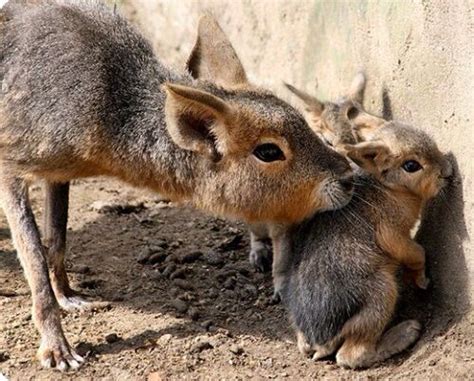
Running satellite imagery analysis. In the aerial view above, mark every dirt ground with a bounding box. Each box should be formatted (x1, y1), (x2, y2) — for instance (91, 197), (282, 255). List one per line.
(0, 178), (472, 380)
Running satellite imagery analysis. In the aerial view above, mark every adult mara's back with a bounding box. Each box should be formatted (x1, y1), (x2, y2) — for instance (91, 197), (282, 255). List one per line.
(0, 1), (353, 370)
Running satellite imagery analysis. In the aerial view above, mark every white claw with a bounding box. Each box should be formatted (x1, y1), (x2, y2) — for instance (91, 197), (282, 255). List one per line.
(72, 352), (85, 363)
(69, 359), (81, 369)
(41, 358), (53, 369)
(58, 360), (68, 371)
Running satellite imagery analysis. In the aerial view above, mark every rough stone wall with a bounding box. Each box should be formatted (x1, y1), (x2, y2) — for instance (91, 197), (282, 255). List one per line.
(123, 0), (473, 317)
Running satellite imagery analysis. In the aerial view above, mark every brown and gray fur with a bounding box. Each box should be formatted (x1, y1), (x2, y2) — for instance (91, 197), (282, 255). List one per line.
(278, 122), (452, 368)
(0, 1), (353, 370)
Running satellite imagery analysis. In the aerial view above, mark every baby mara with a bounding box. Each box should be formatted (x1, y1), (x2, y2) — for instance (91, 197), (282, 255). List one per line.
(0, 2), (352, 371)
(278, 113), (452, 368)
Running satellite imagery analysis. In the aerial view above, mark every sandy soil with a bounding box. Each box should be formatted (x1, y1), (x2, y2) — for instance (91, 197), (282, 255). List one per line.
(0, 178), (473, 380)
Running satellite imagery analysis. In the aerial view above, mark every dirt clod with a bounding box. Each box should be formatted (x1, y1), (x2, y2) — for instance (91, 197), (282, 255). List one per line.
(170, 298), (188, 314)
(172, 279), (194, 291)
(162, 263), (177, 278)
(218, 234), (244, 252)
(179, 251), (203, 263)
(0, 352), (10, 363)
(229, 345), (244, 355)
(170, 268), (187, 280)
(190, 340), (213, 354)
(188, 307), (200, 321)
(105, 333), (120, 344)
(148, 252), (167, 265)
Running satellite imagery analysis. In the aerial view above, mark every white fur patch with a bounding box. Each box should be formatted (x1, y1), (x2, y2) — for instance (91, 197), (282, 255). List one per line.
(410, 217), (421, 238)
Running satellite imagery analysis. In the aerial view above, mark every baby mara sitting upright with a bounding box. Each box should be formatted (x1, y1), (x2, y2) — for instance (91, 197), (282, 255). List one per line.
(278, 120), (452, 368)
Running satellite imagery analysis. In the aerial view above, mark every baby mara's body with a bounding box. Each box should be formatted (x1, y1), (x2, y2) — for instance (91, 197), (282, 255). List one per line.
(279, 122), (452, 368)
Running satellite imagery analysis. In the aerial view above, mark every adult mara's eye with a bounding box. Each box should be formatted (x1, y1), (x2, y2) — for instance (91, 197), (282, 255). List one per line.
(253, 143), (285, 162)
(402, 160), (422, 173)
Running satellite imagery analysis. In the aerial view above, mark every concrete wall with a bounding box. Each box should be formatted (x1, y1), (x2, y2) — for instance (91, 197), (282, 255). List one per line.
(123, 0), (473, 317)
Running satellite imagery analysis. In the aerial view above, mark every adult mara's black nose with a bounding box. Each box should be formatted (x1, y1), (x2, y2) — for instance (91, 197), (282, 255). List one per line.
(339, 172), (354, 193)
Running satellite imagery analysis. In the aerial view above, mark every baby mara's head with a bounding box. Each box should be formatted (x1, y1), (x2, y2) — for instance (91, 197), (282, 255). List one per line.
(285, 72), (373, 150)
(286, 74), (451, 202)
(346, 122), (452, 202)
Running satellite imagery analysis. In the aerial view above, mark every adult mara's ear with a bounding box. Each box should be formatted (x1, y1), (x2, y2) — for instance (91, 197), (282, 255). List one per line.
(345, 141), (391, 174)
(284, 82), (324, 117)
(186, 14), (247, 87)
(163, 83), (235, 159)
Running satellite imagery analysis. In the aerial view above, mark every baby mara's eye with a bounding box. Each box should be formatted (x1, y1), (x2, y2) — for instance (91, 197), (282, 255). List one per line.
(402, 160), (423, 173)
(253, 143), (285, 162)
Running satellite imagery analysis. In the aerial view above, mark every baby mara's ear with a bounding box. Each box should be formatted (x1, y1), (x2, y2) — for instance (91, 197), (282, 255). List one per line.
(345, 141), (391, 174)
(346, 72), (366, 104)
(346, 107), (385, 141)
(284, 82), (324, 117)
(163, 83), (236, 160)
(187, 14), (247, 87)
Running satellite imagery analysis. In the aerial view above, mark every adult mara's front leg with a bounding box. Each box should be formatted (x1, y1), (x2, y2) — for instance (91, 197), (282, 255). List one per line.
(0, 175), (83, 370)
(248, 223), (272, 273)
(43, 181), (91, 311)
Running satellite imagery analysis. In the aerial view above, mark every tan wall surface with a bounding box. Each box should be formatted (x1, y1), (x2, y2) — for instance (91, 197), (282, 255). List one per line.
(124, 0), (473, 317)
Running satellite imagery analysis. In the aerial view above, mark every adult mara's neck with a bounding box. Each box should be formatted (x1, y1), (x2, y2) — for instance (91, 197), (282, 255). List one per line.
(101, 63), (205, 201)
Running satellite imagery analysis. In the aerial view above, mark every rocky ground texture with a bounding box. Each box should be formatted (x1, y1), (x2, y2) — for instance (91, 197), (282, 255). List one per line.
(0, 179), (472, 380)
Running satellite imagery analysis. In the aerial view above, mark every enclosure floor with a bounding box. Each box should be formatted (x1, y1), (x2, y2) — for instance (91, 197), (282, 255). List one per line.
(0, 179), (472, 380)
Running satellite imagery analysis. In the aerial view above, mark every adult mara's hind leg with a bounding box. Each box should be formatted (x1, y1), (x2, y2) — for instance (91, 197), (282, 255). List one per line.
(0, 175), (83, 370)
(43, 181), (90, 310)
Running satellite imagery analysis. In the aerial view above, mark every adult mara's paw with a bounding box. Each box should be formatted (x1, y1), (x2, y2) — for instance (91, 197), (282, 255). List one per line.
(38, 336), (84, 371)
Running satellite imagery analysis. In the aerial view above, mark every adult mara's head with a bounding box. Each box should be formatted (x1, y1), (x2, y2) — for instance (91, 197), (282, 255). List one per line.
(163, 15), (353, 224)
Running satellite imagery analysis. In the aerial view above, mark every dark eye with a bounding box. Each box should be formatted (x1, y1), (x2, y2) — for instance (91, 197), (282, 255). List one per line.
(402, 160), (422, 173)
(253, 143), (285, 162)
(347, 106), (359, 120)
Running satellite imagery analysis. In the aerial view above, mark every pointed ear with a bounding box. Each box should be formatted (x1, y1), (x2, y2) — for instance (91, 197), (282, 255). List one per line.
(345, 141), (391, 173)
(163, 83), (235, 159)
(346, 107), (385, 140)
(186, 14), (247, 87)
(346, 72), (366, 104)
(284, 82), (324, 117)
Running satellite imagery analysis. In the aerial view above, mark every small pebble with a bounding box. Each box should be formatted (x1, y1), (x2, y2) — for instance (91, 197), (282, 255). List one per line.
(0, 351), (10, 362)
(137, 249), (152, 264)
(162, 263), (177, 278)
(201, 320), (213, 330)
(78, 279), (101, 289)
(73, 265), (91, 274)
(218, 234), (243, 252)
(203, 252), (225, 267)
(173, 279), (194, 291)
(223, 278), (236, 290)
(229, 345), (244, 355)
(158, 334), (172, 344)
(171, 298), (188, 313)
(170, 269), (187, 280)
(105, 333), (120, 344)
(148, 252), (167, 264)
(179, 251), (203, 263)
(190, 340), (213, 354)
(188, 307), (200, 321)
(147, 371), (164, 381)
